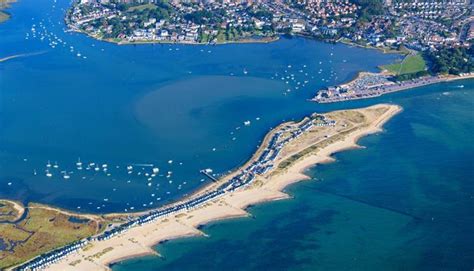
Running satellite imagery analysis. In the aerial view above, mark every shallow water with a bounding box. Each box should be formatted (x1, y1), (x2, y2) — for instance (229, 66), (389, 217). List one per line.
(113, 82), (474, 271)
(0, 0), (400, 213)
(1, 0), (473, 270)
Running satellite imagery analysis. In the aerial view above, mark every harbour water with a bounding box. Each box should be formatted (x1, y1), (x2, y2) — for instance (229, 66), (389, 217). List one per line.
(0, 0), (400, 213)
(113, 82), (474, 271)
(1, 0), (473, 269)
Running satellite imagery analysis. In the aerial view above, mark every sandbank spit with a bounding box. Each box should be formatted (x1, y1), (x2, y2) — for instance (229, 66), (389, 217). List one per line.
(34, 104), (401, 271)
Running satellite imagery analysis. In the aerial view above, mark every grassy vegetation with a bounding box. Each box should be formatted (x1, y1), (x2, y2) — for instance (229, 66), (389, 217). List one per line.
(276, 109), (375, 173)
(216, 30), (226, 43)
(382, 53), (427, 75)
(0, 200), (21, 222)
(127, 3), (157, 12)
(0, 207), (103, 269)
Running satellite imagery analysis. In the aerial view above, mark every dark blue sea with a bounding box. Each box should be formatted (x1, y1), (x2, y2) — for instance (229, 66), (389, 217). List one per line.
(1, 0), (473, 270)
(113, 83), (474, 271)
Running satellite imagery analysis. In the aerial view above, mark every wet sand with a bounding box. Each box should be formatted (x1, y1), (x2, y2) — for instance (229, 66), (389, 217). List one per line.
(40, 104), (401, 271)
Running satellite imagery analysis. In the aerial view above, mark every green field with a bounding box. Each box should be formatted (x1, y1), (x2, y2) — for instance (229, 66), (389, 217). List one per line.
(382, 53), (427, 75)
(0, 205), (104, 269)
(127, 3), (157, 12)
(0, 200), (21, 222)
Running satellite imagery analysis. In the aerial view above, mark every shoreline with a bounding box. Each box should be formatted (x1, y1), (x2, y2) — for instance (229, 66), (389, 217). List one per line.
(26, 104), (402, 271)
(66, 23), (401, 55)
(0, 199), (25, 222)
(0, 0), (16, 24)
(66, 27), (280, 46)
(313, 73), (474, 103)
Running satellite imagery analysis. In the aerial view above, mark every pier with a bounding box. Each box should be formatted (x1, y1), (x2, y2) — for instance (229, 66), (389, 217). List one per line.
(200, 170), (219, 182)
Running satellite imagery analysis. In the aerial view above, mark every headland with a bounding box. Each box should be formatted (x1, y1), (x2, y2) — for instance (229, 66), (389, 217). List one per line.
(8, 104), (401, 270)
(313, 72), (474, 103)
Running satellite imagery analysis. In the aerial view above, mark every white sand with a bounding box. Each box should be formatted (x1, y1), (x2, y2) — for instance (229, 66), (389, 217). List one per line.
(43, 104), (402, 271)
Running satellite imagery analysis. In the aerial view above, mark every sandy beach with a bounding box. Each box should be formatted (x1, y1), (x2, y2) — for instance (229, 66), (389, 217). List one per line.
(33, 104), (401, 271)
(0, 200), (25, 222)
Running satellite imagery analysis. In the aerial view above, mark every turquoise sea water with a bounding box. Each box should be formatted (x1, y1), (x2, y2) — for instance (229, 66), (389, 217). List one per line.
(113, 83), (474, 271)
(1, 0), (473, 270)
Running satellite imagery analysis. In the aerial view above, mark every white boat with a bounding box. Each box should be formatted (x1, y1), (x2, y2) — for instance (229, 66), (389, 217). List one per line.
(244, 120), (251, 126)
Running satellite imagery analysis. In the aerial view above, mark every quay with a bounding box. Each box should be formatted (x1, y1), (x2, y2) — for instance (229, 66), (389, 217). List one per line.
(313, 73), (474, 103)
(200, 170), (219, 183)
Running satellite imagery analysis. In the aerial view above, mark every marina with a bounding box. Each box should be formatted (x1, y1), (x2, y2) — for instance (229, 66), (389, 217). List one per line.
(313, 72), (474, 103)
